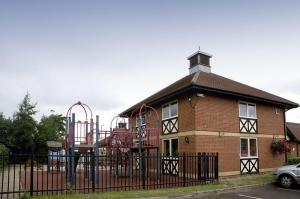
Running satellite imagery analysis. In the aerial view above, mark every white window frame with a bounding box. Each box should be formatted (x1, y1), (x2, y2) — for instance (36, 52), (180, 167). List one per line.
(162, 100), (178, 120)
(239, 101), (257, 119)
(162, 138), (178, 157)
(240, 137), (258, 159)
(275, 108), (280, 115)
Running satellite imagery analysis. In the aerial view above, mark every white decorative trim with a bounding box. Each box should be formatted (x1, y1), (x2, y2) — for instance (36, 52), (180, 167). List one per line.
(189, 64), (211, 74)
(163, 130), (285, 139)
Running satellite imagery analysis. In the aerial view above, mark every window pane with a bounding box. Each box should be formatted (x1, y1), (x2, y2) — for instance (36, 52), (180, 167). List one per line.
(250, 139), (257, 157)
(240, 139), (248, 157)
(136, 116), (139, 126)
(163, 140), (170, 156)
(170, 103), (178, 117)
(162, 105), (169, 119)
(239, 103), (247, 117)
(141, 113), (146, 125)
(248, 104), (256, 118)
(171, 139), (178, 156)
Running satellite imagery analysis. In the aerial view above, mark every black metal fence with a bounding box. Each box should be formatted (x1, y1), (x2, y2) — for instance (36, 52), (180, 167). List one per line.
(0, 152), (218, 198)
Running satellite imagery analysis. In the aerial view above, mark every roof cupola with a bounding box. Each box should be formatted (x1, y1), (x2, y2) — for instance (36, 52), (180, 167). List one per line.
(187, 48), (212, 74)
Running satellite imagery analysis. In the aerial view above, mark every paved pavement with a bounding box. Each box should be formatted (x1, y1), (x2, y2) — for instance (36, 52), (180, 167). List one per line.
(0, 166), (21, 199)
(168, 184), (300, 199)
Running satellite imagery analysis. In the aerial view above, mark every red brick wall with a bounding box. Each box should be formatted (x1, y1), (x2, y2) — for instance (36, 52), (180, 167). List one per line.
(128, 93), (286, 173)
(195, 95), (239, 132)
(129, 96), (195, 135)
(194, 94), (285, 135)
(259, 137), (285, 169)
(193, 135), (240, 172)
(257, 104), (284, 135)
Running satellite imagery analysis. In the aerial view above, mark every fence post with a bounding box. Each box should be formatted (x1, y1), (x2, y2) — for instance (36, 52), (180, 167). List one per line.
(197, 152), (201, 181)
(156, 151), (160, 182)
(91, 151), (95, 192)
(1, 155), (5, 199)
(183, 152), (186, 187)
(142, 152), (146, 189)
(30, 153), (34, 197)
(215, 152), (219, 180)
(95, 115), (100, 185)
(204, 152), (209, 180)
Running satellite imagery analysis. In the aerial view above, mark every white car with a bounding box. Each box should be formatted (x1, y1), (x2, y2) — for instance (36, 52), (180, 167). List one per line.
(274, 163), (300, 188)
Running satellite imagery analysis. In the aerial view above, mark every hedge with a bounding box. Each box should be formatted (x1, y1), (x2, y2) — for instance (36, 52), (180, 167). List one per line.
(287, 157), (300, 165)
(0, 144), (8, 155)
(0, 144), (9, 167)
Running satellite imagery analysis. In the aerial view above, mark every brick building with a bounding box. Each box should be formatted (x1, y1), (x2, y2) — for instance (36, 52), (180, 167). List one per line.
(121, 50), (298, 176)
(287, 122), (300, 157)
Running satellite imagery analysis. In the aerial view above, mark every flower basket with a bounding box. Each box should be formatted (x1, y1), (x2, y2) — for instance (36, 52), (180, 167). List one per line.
(271, 139), (290, 154)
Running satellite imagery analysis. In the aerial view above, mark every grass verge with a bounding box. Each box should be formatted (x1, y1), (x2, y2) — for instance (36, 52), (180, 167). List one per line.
(34, 173), (275, 199)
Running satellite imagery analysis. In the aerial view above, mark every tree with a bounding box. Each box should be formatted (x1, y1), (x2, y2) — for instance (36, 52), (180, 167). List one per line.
(0, 113), (13, 148)
(35, 114), (65, 154)
(12, 93), (38, 154)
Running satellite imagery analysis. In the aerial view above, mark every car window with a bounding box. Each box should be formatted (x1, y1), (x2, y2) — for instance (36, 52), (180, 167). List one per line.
(297, 164), (300, 168)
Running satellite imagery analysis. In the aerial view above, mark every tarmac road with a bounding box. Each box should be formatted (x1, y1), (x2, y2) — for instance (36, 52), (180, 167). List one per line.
(169, 184), (300, 199)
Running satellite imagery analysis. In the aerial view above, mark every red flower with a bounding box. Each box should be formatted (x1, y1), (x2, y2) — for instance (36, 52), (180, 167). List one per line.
(271, 139), (290, 154)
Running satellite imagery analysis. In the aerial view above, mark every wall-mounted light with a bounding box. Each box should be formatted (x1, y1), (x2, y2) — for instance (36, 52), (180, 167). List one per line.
(197, 93), (205, 98)
(185, 136), (189, 144)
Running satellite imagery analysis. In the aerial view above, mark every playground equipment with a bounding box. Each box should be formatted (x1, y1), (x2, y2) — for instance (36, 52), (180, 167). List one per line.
(64, 101), (100, 184)
(64, 101), (161, 186)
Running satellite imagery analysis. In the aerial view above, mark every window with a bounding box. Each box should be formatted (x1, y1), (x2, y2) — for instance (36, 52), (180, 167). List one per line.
(239, 103), (247, 117)
(249, 139), (257, 156)
(162, 105), (169, 119)
(136, 113), (146, 126)
(239, 102), (256, 118)
(162, 101), (178, 120)
(240, 138), (248, 157)
(163, 140), (170, 156)
(163, 138), (178, 156)
(171, 139), (178, 156)
(240, 138), (258, 158)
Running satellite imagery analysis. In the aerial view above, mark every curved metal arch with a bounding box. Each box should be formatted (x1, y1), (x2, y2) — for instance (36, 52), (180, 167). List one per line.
(66, 101), (93, 121)
(110, 114), (129, 130)
(129, 104), (160, 129)
(139, 103), (160, 125)
(129, 108), (139, 130)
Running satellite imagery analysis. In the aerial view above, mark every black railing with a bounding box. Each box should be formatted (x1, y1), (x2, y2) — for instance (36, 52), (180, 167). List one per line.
(0, 152), (218, 198)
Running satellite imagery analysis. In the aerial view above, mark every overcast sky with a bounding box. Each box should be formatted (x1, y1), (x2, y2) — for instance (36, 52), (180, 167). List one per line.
(0, 0), (300, 129)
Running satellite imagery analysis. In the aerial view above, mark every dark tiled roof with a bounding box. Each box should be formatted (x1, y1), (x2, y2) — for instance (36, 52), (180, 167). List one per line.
(287, 122), (300, 142)
(194, 72), (298, 107)
(121, 71), (298, 115)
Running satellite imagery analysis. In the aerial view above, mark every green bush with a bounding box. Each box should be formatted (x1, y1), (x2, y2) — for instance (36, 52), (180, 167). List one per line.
(19, 191), (30, 199)
(287, 157), (300, 165)
(0, 144), (9, 167)
(0, 144), (8, 155)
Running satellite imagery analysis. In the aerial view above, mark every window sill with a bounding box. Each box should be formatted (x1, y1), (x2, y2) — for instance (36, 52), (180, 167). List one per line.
(162, 116), (178, 121)
(239, 117), (257, 120)
(240, 157), (259, 159)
